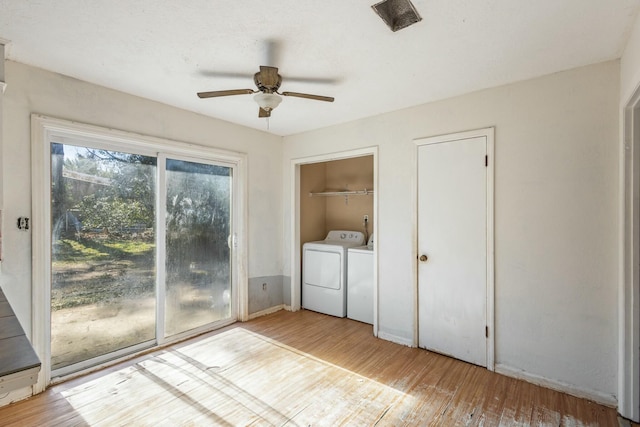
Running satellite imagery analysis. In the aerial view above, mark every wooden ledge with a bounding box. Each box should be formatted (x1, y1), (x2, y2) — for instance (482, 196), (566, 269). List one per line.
(0, 287), (41, 393)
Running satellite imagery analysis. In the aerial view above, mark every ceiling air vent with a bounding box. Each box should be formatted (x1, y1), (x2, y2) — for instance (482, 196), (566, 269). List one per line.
(372, 0), (422, 32)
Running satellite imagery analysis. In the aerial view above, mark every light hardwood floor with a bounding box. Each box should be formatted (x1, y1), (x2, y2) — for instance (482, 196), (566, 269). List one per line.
(0, 310), (630, 426)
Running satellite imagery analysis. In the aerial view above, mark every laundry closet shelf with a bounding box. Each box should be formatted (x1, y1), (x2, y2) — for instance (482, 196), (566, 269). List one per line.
(309, 189), (374, 197)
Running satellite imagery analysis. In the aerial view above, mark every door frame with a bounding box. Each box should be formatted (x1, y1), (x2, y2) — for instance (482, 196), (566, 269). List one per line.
(30, 114), (248, 391)
(289, 147), (378, 335)
(621, 84), (640, 422)
(413, 127), (495, 370)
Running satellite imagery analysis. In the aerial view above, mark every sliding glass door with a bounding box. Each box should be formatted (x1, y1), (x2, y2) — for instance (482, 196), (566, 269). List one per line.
(50, 144), (157, 372)
(50, 142), (235, 375)
(162, 157), (233, 337)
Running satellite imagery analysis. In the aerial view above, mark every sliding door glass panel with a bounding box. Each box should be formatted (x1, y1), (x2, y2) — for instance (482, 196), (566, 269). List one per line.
(164, 158), (232, 337)
(50, 143), (157, 370)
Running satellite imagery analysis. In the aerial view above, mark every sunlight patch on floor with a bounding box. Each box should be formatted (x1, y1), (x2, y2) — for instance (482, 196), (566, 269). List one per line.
(60, 328), (410, 426)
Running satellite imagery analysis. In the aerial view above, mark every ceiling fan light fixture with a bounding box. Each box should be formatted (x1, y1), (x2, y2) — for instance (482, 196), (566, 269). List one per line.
(254, 92), (282, 112)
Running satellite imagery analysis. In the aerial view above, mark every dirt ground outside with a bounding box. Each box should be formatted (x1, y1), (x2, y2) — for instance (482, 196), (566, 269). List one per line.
(51, 236), (231, 371)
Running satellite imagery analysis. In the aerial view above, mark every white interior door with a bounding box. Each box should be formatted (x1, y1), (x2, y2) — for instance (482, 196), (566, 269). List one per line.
(417, 135), (488, 367)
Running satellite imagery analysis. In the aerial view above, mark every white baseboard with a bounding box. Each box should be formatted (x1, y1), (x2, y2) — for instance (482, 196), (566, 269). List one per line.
(377, 330), (415, 347)
(248, 304), (285, 320)
(0, 385), (33, 409)
(495, 363), (617, 407)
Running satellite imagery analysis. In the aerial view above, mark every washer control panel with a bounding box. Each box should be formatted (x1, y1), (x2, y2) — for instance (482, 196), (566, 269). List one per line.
(325, 230), (365, 245)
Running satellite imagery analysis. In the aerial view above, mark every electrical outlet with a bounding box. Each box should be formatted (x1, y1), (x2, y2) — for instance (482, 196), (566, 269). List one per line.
(363, 215), (369, 222)
(262, 283), (267, 291)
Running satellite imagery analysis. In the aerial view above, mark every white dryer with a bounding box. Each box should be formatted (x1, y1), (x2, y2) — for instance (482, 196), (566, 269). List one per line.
(303, 230), (365, 317)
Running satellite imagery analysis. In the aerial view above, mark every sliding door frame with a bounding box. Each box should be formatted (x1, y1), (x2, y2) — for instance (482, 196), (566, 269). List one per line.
(621, 85), (640, 422)
(31, 114), (248, 392)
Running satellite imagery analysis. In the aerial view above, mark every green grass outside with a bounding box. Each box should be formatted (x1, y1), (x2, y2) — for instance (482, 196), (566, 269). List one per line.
(52, 237), (156, 310)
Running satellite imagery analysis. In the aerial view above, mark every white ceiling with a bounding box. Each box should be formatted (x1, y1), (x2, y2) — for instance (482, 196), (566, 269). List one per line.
(1, 0), (639, 136)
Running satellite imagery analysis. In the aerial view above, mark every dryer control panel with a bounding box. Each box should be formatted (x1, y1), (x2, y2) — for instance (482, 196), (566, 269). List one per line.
(325, 230), (365, 245)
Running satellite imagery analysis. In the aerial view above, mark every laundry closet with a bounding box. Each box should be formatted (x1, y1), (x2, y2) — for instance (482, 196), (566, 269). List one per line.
(299, 155), (374, 324)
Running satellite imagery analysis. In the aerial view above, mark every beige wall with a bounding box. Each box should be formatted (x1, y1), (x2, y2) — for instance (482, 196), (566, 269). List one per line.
(300, 162), (327, 246)
(621, 10), (640, 105)
(325, 156), (373, 236)
(300, 156), (374, 244)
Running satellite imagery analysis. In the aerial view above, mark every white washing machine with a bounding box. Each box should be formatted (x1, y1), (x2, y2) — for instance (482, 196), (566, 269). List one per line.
(347, 234), (374, 324)
(303, 230), (365, 317)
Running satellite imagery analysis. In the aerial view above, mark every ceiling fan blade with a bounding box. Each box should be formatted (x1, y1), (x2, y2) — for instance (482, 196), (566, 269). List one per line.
(259, 66), (280, 87)
(282, 91), (335, 102)
(263, 39), (282, 67)
(198, 70), (255, 79)
(197, 89), (254, 98)
(199, 70), (339, 85)
(258, 107), (271, 118)
(282, 76), (341, 85)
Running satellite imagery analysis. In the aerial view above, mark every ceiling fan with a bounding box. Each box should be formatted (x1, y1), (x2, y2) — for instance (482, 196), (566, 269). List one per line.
(197, 65), (335, 118)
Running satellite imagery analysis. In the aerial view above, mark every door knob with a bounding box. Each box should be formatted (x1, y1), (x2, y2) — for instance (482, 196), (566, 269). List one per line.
(419, 254), (428, 262)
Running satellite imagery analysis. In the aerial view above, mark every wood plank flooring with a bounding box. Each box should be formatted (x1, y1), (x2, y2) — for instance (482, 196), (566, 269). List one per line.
(0, 309), (629, 426)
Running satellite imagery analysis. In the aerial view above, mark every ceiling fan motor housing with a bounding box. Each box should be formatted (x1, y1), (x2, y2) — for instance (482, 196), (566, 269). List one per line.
(254, 68), (282, 93)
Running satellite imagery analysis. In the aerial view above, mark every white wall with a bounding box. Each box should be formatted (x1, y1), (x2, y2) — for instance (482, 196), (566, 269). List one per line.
(283, 60), (620, 402)
(621, 10), (640, 105)
(1, 61), (283, 338)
